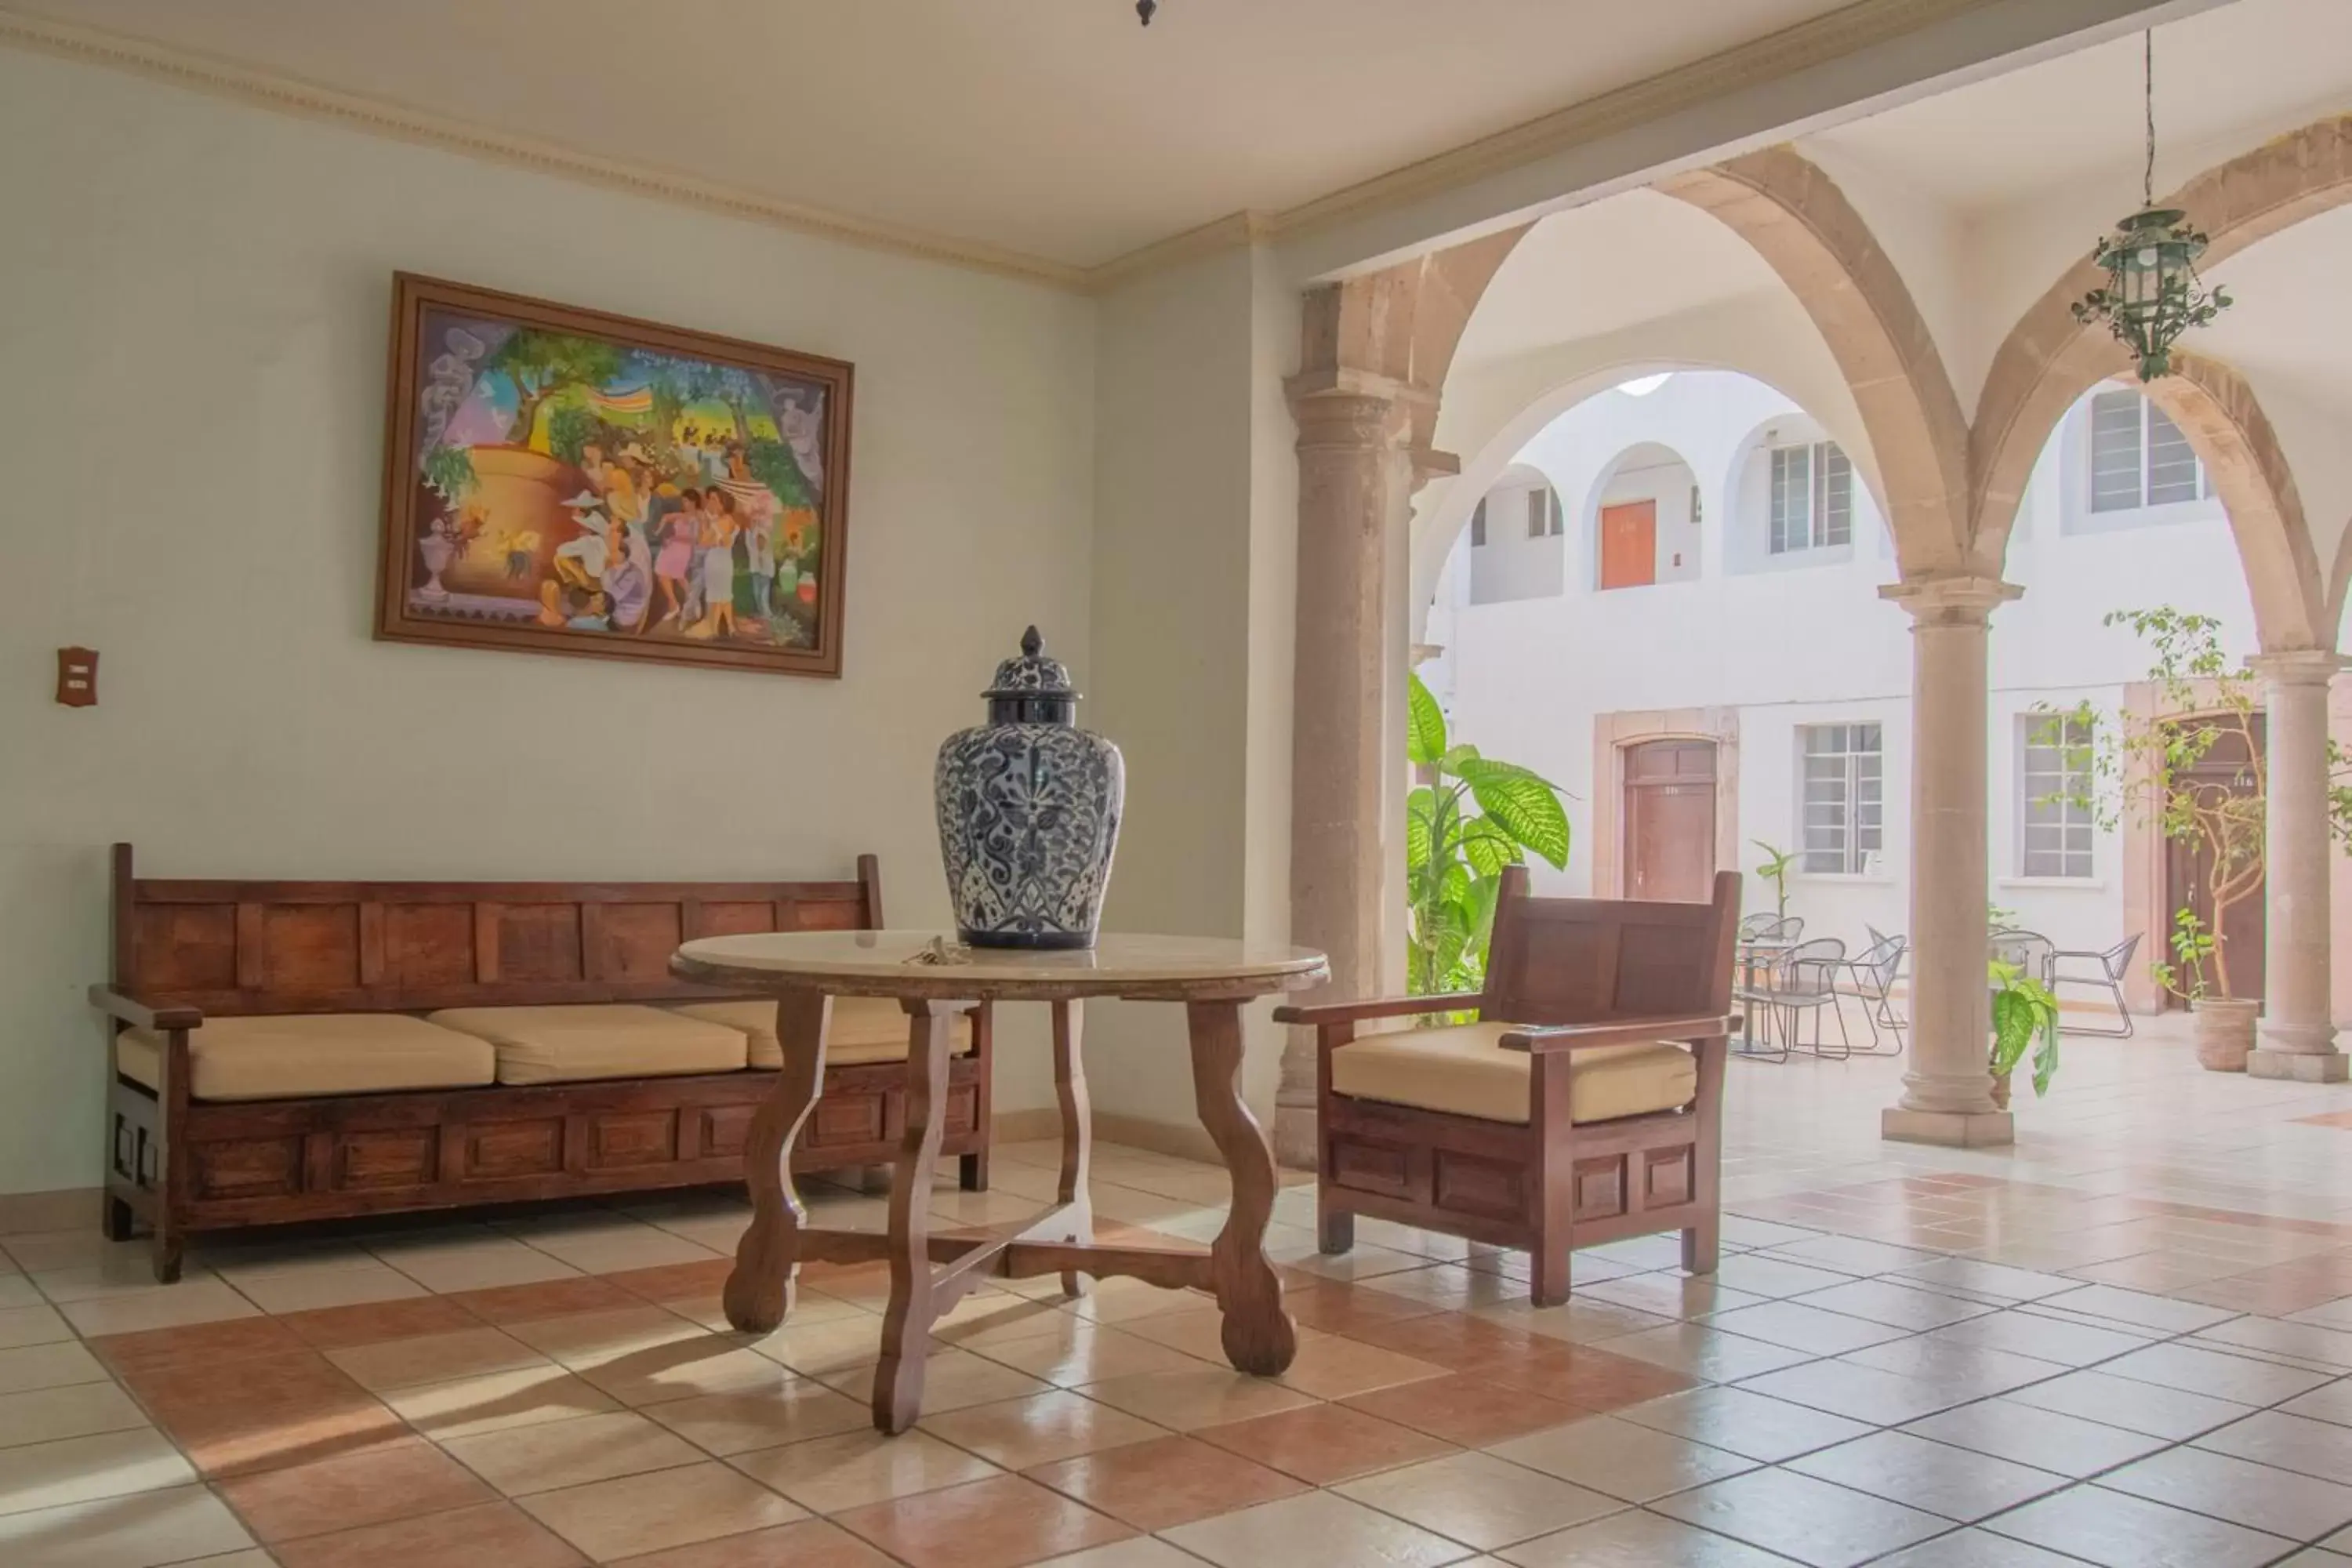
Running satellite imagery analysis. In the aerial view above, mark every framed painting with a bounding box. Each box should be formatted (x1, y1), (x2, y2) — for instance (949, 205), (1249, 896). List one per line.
(376, 273), (852, 677)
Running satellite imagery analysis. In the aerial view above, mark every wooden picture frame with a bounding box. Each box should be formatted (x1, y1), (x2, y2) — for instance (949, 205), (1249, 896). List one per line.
(376, 273), (853, 677)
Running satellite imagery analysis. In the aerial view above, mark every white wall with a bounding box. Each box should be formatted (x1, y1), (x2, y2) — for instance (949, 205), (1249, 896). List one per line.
(0, 49), (1098, 1194)
(1435, 371), (2266, 967)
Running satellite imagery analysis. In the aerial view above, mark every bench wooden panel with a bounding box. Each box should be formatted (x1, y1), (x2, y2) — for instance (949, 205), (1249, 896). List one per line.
(96, 844), (992, 1280)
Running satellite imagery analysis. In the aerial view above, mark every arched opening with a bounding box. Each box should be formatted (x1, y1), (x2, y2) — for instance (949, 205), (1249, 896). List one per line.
(1584, 441), (1700, 592)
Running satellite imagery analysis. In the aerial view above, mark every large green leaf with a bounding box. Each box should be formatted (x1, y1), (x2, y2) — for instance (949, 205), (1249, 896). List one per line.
(1405, 788), (1436, 874)
(1457, 759), (1571, 869)
(1406, 671), (1447, 766)
(1460, 818), (1513, 879)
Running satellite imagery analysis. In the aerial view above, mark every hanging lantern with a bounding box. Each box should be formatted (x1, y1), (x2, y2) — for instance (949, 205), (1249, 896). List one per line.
(1137, 0), (1157, 22)
(2071, 33), (2230, 380)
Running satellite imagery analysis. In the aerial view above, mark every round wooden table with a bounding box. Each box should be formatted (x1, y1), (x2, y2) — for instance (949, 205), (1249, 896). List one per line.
(670, 930), (1329, 1433)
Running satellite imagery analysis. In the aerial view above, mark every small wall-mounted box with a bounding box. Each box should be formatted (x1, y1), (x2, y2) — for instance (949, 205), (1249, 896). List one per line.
(56, 648), (96, 707)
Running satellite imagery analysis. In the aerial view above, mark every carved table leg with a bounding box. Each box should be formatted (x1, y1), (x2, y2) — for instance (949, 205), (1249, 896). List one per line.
(724, 989), (831, 1334)
(873, 998), (968, 1434)
(1054, 1000), (1094, 1298)
(1187, 999), (1298, 1377)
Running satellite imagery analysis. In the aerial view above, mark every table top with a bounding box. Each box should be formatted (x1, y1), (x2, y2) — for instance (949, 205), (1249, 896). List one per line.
(671, 931), (1330, 1003)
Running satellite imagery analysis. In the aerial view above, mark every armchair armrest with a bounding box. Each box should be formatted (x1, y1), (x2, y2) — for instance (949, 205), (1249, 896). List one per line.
(1272, 993), (1482, 1027)
(1499, 1014), (1737, 1054)
(88, 985), (201, 1033)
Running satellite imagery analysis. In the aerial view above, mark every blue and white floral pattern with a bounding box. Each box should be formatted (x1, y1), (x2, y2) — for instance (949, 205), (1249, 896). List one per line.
(936, 629), (1124, 949)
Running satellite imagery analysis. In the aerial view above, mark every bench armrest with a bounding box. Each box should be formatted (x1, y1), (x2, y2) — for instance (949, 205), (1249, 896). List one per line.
(1498, 1014), (1736, 1054)
(1272, 993), (1482, 1027)
(88, 985), (201, 1033)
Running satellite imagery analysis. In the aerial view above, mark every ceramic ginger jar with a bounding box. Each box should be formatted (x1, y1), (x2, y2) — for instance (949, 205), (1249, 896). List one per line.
(935, 626), (1124, 949)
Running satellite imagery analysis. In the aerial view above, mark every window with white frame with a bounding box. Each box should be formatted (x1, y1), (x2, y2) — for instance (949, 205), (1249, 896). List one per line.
(1769, 441), (1853, 554)
(2020, 714), (2096, 878)
(2089, 389), (2206, 512)
(1800, 722), (1882, 873)
(1470, 499), (1486, 547)
(1525, 487), (1561, 539)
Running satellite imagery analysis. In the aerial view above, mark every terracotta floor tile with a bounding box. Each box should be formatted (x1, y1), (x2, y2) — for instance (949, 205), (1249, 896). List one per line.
(517, 1458), (805, 1561)
(1497, 1342), (1697, 1412)
(1075, 1364), (1317, 1432)
(1271, 1334), (1450, 1400)
(1340, 1370), (1588, 1446)
(449, 1277), (640, 1325)
(278, 1296), (484, 1351)
(604, 1517), (896, 1567)
(384, 1364), (622, 1441)
(832, 1473), (1133, 1568)
(1281, 1282), (1449, 1334)
(1342, 1311), (1539, 1370)
(1192, 1399), (1457, 1484)
(1025, 1433), (1305, 1530)
(271, 1499), (588, 1568)
(214, 1432), (497, 1543)
(917, 1389), (1166, 1469)
(91, 1315), (306, 1377)
(604, 1260), (738, 1303)
(729, 1428), (999, 1514)
(129, 1352), (405, 1478)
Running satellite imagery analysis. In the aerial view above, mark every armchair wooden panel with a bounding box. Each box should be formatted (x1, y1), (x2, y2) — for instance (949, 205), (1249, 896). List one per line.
(1276, 869), (1738, 1306)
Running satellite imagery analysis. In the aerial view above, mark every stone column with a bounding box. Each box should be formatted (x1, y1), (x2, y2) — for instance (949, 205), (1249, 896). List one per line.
(1273, 370), (1416, 1168)
(1879, 576), (2021, 1148)
(2249, 651), (2348, 1081)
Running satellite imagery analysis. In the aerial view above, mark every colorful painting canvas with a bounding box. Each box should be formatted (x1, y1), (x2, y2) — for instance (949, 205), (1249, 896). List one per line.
(376, 274), (853, 676)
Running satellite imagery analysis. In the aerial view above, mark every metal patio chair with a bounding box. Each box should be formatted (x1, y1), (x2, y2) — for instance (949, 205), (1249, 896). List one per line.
(1753, 936), (1850, 1059)
(2048, 932), (2142, 1038)
(1831, 931), (1908, 1056)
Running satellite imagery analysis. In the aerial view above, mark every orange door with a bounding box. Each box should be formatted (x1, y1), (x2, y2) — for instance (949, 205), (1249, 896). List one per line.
(1599, 501), (1657, 590)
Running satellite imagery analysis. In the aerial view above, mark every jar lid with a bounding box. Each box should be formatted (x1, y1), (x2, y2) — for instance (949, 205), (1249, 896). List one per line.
(982, 626), (1079, 699)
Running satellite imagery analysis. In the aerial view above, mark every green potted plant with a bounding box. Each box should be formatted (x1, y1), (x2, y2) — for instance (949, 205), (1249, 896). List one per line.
(2036, 608), (2352, 1072)
(1751, 840), (1798, 921)
(1988, 956), (2061, 1109)
(1404, 672), (1571, 996)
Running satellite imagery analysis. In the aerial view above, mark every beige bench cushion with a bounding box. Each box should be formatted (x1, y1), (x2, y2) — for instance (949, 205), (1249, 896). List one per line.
(427, 1004), (748, 1086)
(1330, 1022), (1696, 1126)
(671, 997), (975, 1069)
(116, 1014), (494, 1102)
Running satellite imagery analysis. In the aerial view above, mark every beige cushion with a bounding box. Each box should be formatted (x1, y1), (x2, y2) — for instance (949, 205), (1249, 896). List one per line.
(427, 1004), (747, 1086)
(1330, 1022), (1696, 1126)
(670, 997), (975, 1069)
(115, 1014), (494, 1102)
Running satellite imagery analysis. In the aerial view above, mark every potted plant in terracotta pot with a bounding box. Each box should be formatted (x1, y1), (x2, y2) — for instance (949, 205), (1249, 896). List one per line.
(2036, 608), (2352, 1073)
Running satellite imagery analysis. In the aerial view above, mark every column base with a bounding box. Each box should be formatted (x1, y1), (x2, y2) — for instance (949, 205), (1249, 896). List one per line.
(1271, 1105), (1318, 1171)
(2248, 1048), (2350, 1083)
(1882, 1106), (2014, 1148)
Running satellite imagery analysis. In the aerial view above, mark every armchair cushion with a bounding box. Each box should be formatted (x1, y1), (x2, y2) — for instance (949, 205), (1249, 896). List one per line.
(670, 997), (973, 1069)
(1330, 1022), (1695, 1126)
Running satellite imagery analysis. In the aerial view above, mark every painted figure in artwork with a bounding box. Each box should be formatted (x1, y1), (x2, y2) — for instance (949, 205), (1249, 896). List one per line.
(403, 309), (829, 652)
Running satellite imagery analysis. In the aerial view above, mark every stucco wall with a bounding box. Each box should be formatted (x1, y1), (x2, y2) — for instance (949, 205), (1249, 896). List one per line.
(0, 49), (1098, 1193)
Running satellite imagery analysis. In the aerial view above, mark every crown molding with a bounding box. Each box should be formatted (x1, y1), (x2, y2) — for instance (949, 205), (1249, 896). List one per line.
(0, 7), (1093, 292)
(0, 0), (2105, 298)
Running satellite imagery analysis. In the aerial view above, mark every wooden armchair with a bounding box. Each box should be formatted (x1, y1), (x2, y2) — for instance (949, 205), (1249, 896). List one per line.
(1274, 869), (1739, 1306)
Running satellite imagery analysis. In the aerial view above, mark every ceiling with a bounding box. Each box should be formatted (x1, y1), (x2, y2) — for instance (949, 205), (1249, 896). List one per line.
(1806, 0), (2352, 213)
(0, 0), (1908, 271)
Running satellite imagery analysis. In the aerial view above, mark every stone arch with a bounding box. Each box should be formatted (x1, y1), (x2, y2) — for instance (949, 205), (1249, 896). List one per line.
(2140, 355), (2328, 652)
(1971, 114), (2352, 623)
(1657, 148), (1973, 578)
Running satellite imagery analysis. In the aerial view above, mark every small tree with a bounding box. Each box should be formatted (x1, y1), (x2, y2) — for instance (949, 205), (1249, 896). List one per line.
(2038, 607), (2352, 1002)
(1751, 841), (1798, 920)
(1405, 672), (1571, 996)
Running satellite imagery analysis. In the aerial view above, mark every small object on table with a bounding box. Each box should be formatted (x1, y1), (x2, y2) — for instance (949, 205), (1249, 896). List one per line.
(671, 929), (1327, 1435)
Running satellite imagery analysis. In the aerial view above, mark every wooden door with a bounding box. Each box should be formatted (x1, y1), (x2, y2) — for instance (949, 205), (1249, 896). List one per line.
(1598, 501), (1657, 590)
(1624, 740), (1717, 902)
(2161, 716), (2267, 1008)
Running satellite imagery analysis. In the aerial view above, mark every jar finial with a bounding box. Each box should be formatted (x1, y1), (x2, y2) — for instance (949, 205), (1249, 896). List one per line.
(1022, 625), (1042, 657)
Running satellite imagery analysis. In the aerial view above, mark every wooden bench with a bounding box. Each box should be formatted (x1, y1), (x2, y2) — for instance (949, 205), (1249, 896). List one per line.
(89, 844), (992, 1281)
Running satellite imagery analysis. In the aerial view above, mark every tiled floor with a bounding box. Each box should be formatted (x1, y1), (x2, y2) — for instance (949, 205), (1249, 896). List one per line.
(12, 1015), (2352, 1565)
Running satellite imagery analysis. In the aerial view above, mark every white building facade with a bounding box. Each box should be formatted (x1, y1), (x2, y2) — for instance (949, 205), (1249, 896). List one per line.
(1425, 368), (2304, 1014)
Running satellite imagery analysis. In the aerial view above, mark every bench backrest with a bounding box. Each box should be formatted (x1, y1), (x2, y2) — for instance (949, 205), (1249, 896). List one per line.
(1479, 866), (1740, 1025)
(110, 843), (883, 1017)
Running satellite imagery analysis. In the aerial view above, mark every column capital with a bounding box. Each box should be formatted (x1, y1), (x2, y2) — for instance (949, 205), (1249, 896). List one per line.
(1878, 575), (2023, 625)
(2245, 649), (2348, 687)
